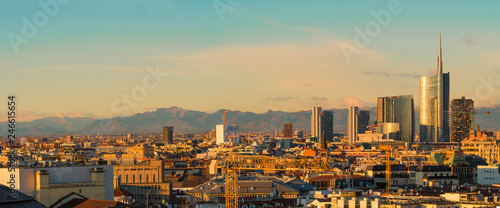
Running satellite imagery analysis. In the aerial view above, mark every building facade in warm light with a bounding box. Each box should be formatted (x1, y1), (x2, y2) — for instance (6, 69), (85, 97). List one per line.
(0, 166), (113, 207)
(283, 122), (293, 138)
(377, 95), (415, 142)
(128, 144), (154, 159)
(113, 160), (171, 204)
(348, 106), (358, 145)
(162, 126), (174, 144)
(420, 34), (450, 143)
(311, 107), (322, 139)
(450, 97), (474, 142)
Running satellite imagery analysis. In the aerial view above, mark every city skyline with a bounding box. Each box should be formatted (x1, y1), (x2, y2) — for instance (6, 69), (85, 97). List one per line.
(2, 1), (500, 121)
(2, 2), (500, 207)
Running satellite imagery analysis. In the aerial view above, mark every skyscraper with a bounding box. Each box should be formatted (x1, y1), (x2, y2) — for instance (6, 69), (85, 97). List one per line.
(420, 32), (450, 143)
(311, 107), (322, 138)
(162, 126), (174, 144)
(216, 124), (240, 145)
(283, 123), (293, 138)
(377, 95), (415, 142)
(348, 106), (358, 145)
(450, 97), (474, 142)
(356, 111), (370, 134)
(320, 111), (334, 142)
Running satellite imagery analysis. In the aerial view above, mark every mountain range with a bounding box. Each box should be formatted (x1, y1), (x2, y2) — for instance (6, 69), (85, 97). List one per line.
(1, 106), (498, 137)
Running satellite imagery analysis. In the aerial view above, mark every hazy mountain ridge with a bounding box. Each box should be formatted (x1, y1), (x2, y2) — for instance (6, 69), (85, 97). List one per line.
(0, 106), (498, 137)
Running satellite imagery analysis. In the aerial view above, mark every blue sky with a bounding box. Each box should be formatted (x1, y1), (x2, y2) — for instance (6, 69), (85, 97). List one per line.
(1, 0), (500, 121)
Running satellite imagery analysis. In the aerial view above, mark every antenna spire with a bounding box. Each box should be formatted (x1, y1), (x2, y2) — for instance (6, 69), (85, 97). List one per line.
(438, 31), (443, 74)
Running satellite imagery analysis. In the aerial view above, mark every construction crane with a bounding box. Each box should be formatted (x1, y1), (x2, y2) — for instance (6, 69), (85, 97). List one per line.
(223, 111), (230, 125)
(219, 154), (332, 208)
(378, 145), (395, 193)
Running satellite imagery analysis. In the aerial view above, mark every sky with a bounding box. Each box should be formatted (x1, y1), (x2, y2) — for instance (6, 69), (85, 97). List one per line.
(1, 0), (500, 121)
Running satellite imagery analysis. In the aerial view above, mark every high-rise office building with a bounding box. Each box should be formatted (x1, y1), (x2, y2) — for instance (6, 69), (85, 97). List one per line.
(320, 111), (334, 142)
(377, 95), (415, 142)
(162, 126), (173, 144)
(311, 107), (322, 138)
(216, 124), (240, 145)
(420, 32), (450, 143)
(356, 111), (370, 134)
(450, 97), (474, 142)
(283, 123), (293, 138)
(348, 106), (359, 145)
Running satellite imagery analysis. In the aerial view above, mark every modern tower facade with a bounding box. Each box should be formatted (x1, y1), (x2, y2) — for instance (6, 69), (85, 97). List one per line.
(283, 123), (293, 138)
(311, 107), (322, 138)
(216, 124), (240, 145)
(348, 106), (359, 144)
(162, 126), (174, 144)
(356, 111), (370, 134)
(450, 97), (474, 142)
(320, 111), (334, 142)
(377, 95), (415, 142)
(420, 32), (450, 143)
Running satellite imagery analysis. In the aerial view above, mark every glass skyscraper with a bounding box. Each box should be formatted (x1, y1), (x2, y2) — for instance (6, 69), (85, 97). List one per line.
(377, 95), (415, 142)
(419, 33), (450, 143)
(356, 110), (370, 134)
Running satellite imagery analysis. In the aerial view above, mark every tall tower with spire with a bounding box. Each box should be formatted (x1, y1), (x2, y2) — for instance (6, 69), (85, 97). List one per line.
(438, 31), (443, 74)
(419, 32), (450, 142)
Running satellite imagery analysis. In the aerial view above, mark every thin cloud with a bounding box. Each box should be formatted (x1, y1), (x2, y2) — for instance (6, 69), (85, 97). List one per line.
(264, 96), (299, 102)
(2, 64), (152, 73)
(462, 33), (475, 45)
(396, 72), (421, 78)
(362, 70), (420, 78)
(309, 96), (328, 101)
(428, 69), (437, 75)
(339, 96), (374, 108)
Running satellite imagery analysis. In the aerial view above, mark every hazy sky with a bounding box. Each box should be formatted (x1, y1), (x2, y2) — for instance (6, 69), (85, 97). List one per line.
(1, 0), (500, 121)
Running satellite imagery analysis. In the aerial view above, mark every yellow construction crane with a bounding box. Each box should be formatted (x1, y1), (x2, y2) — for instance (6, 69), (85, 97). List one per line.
(219, 154), (332, 208)
(378, 145), (395, 193)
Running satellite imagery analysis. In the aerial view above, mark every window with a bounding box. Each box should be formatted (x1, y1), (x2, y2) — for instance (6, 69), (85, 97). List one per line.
(146, 175), (149, 183)
(133, 175), (135, 183)
(153, 174), (156, 183)
(140, 174), (142, 183)
(242, 205), (248, 208)
(126, 175), (129, 183)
